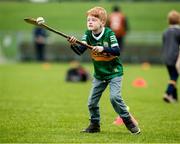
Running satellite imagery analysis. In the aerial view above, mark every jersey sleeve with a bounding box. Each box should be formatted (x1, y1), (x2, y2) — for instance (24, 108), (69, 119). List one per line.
(109, 31), (119, 48)
(70, 31), (89, 55)
(81, 30), (89, 43)
(81, 34), (87, 42)
(103, 30), (120, 56)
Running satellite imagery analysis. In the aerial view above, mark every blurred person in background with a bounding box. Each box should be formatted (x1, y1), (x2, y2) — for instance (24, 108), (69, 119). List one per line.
(162, 10), (180, 103)
(33, 26), (48, 61)
(107, 5), (129, 53)
(66, 60), (90, 82)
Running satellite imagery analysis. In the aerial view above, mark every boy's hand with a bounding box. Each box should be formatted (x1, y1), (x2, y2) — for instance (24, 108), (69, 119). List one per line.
(67, 36), (77, 45)
(92, 46), (104, 52)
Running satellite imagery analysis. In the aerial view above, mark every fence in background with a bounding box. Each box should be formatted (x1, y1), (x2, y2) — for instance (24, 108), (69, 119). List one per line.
(0, 31), (163, 63)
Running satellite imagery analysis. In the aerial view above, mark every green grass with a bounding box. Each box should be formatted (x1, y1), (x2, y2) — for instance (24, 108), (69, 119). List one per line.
(0, 2), (180, 32)
(0, 63), (180, 143)
(1, 1), (180, 59)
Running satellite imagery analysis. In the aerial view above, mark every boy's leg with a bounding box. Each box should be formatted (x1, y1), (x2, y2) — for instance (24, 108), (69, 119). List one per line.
(109, 76), (129, 117)
(164, 65), (178, 102)
(164, 80), (177, 102)
(109, 76), (140, 134)
(82, 78), (108, 133)
(88, 78), (108, 123)
(173, 87), (178, 101)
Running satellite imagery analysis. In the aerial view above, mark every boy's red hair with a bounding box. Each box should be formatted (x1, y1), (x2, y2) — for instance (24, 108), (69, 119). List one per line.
(87, 7), (107, 24)
(168, 10), (180, 25)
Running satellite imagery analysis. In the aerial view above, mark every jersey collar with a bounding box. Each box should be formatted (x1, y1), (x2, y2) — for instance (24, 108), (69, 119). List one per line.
(169, 25), (180, 29)
(92, 27), (105, 40)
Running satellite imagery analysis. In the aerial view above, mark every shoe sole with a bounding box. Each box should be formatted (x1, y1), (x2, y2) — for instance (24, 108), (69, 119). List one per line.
(163, 96), (176, 103)
(80, 130), (100, 133)
(163, 97), (170, 103)
(132, 129), (141, 135)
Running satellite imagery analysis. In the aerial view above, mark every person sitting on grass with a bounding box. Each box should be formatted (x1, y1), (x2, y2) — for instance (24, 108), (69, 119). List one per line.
(66, 60), (90, 82)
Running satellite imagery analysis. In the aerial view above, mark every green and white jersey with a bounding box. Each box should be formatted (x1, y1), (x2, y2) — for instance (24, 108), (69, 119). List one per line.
(81, 27), (123, 80)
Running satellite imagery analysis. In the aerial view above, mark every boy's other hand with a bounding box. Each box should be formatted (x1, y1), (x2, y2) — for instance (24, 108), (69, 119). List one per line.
(68, 36), (77, 45)
(92, 46), (104, 52)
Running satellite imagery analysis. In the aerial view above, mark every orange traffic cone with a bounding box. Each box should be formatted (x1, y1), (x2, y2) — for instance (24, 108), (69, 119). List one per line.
(113, 114), (138, 126)
(113, 116), (124, 126)
(132, 77), (147, 88)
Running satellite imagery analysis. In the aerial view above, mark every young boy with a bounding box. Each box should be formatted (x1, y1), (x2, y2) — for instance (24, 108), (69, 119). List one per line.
(67, 6), (140, 134)
(162, 10), (180, 103)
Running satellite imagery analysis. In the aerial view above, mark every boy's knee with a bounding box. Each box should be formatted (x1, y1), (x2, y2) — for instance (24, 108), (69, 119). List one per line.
(110, 95), (119, 103)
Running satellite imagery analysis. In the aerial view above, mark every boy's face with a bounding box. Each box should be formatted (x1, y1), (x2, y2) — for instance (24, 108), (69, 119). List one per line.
(87, 15), (104, 31)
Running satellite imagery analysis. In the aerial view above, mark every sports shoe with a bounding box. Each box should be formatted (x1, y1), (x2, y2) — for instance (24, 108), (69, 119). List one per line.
(81, 123), (100, 133)
(163, 94), (177, 103)
(122, 116), (141, 134)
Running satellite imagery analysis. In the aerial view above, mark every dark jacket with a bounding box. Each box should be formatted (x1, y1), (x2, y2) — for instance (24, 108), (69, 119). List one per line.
(162, 25), (180, 65)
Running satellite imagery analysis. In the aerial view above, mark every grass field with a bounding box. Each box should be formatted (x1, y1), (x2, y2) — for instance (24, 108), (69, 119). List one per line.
(0, 63), (180, 143)
(0, 2), (180, 32)
(1, 1), (180, 59)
